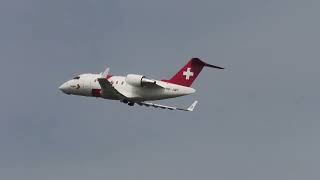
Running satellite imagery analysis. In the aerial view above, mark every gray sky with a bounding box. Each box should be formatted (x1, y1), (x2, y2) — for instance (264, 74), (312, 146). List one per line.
(1, 0), (320, 179)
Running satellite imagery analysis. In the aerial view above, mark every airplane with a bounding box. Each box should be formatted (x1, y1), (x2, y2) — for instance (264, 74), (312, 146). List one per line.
(59, 58), (224, 112)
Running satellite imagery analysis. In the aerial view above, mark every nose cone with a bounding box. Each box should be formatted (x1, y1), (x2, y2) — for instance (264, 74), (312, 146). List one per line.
(59, 82), (70, 94)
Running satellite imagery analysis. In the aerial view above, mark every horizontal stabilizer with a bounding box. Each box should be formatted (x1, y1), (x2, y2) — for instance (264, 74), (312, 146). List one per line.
(204, 62), (224, 69)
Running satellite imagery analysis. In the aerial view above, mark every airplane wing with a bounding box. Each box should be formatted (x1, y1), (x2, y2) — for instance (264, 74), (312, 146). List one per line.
(97, 78), (127, 100)
(98, 67), (128, 100)
(137, 101), (198, 112)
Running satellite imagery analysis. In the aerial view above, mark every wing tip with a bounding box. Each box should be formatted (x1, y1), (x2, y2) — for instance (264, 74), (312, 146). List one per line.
(187, 100), (198, 112)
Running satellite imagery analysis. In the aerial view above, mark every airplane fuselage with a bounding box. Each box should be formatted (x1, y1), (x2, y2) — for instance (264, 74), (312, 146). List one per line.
(59, 74), (196, 102)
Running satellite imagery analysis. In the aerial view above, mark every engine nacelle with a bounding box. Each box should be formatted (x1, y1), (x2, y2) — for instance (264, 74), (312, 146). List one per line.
(125, 74), (156, 87)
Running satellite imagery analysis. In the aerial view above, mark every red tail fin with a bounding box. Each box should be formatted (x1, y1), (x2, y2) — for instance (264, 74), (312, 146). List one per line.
(163, 58), (224, 87)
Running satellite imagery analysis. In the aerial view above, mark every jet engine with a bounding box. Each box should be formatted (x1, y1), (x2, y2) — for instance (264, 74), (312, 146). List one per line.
(125, 74), (156, 87)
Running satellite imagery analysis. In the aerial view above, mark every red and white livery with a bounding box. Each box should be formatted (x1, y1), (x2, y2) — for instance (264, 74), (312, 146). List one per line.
(59, 58), (224, 112)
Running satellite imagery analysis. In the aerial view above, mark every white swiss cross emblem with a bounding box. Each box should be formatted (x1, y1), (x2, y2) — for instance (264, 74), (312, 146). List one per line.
(183, 68), (194, 80)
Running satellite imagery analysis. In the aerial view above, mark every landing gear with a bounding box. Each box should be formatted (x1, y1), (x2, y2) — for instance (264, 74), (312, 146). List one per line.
(121, 99), (135, 106)
(121, 99), (128, 104)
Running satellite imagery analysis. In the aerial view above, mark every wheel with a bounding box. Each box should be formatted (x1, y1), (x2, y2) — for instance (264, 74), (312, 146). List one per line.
(122, 99), (128, 104)
(128, 102), (134, 106)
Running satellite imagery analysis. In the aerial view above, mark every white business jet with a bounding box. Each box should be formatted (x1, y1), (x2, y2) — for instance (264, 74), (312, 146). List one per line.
(59, 58), (224, 112)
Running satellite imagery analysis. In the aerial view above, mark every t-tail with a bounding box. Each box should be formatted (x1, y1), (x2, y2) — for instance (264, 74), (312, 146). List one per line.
(163, 58), (224, 87)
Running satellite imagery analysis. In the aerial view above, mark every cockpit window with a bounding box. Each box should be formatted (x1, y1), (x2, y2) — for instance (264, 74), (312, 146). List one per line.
(73, 76), (80, 80)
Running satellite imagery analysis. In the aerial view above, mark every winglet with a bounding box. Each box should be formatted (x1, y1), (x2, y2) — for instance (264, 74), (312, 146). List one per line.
(101, 67), (110, 78)
(187, 101), (198, 111)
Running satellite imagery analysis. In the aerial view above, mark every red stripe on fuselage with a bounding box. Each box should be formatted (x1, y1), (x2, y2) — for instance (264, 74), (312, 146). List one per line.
(92, 89), (102, 97)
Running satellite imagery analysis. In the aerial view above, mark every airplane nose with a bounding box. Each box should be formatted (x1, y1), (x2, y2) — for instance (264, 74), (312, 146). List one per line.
(59, 82), (70, 94)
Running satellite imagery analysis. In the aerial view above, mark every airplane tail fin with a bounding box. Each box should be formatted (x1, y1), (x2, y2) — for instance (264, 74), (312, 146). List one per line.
(163, 58), (224, 87)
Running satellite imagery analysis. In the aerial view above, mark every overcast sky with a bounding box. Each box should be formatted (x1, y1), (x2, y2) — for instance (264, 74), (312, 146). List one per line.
(1, 0), (320, 179)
